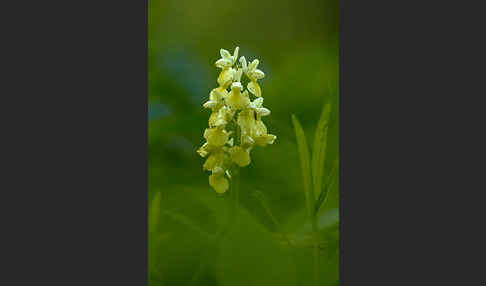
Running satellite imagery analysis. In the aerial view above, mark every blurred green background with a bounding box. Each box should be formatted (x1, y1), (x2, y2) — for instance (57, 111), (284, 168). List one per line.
(149, 0), (339, 285)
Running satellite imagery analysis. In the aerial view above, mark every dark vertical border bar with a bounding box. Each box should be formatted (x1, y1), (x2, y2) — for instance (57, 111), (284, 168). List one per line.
(144, 0), (149, 281)
(3, 0), (150, 284)
(337, 0), (471, 284)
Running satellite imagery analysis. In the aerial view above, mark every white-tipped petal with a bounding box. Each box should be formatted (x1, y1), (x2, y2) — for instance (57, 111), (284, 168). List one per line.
(203, 100), (218, 109)
(232, 47), (239, 63)
(220, 49), (231, 60)
(252, 69), (265, 80)
(197, 142), (210, 157)
(210, 88), (225, 101)
(218, 68), (233, 87)
(216, 58), (232, 69)
(247, 81), (262, 97)
(252, 97), (264, 108)
(239, 56), (247, 71)
(256, 107), (271, 116)
(267, 134), (277, 144)
(249, 59), (259, 71)
(215, 59), (224, 68)
(231, 81), (243, 90)
(233, 68), (243, 82)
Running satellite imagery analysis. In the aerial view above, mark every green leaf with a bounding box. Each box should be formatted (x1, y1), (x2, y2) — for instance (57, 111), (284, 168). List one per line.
(315, 158), (339, 214)
(312, 104), (331, 200)
(291, 114), (314, 216)
(217, 208), (297, 286)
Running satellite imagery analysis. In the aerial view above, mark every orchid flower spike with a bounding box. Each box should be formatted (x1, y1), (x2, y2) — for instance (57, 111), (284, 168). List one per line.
(198, 46), (276, 193)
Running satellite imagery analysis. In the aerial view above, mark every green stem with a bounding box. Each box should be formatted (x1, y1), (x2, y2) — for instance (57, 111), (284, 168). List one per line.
(311, 214), (319, 286)
(188, 167), (240, 286)
(189, 117), (242, 286)
(232, 166), (240, 221)
(231, 119), (241, 223)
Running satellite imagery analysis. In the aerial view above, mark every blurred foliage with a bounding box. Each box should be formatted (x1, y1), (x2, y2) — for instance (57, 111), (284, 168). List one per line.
(149, 0), (339, 285)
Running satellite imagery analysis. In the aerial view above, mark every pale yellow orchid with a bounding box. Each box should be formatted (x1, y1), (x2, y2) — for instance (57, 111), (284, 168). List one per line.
(209, 167), (229, 194)
(240, 56), (264, 97)
(228, 146), (251, 167)
(215, 47), (240, 89)
(203, 149), (229, 171)
(198, 46), (275, 193)
(215, 47), (239, 69)
(225, 82), (250, 111)
(203, 127), (230, 147)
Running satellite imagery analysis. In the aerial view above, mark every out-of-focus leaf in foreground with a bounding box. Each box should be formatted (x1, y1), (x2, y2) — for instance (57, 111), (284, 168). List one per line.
(218, 208), (297, 286)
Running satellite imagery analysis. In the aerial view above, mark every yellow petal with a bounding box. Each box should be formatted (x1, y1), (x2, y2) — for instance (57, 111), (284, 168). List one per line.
(208, 112), (222, 127)
(233, 68), (243, 82)
(197, 142), (210, 157)
(209, 172), (229, 193)
(237, 109), (256, 131)
(240, 134), (255, 147)
(220, 49), (231, 60)
(251, 69), (265, 80)
(204, 128), (229, 147)
(237, 111), (256, 148)
(253, 120), (267, 136)
(229, 146), (251, 167)
(203, 100), (218, 109)
(215, 58), (231, 69)
(203, 150), (225, 171)
(255, 134), (277, 146)
(226, 89), (250, 110)
(252, 120), (276, 146)
(249, 59), (259, 71)
(217, 69), (233, 88)
(209, 88), (222, 102)
(209, 107), (230, 127)
(247, 81), (262, 97)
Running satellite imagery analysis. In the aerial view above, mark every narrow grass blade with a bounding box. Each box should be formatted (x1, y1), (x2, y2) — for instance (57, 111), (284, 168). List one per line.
(291, 114), (314, 216)
(312, 104), (331, 200)
(315, 158), (339, 214)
